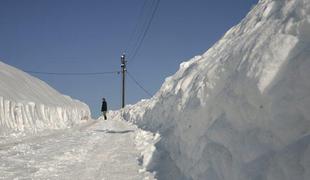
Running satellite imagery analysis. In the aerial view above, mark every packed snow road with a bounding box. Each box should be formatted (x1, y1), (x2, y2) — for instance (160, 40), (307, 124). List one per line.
(0, 117), (156, 180)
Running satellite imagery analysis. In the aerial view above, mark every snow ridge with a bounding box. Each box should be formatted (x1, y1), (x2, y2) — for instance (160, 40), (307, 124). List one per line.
(0, 61), (90, 134)
(122, 0), (310, 179)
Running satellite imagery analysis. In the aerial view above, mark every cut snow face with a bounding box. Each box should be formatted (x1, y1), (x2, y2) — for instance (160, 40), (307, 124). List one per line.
(122, 0), (310, 179)
(0, 61), (90, 135)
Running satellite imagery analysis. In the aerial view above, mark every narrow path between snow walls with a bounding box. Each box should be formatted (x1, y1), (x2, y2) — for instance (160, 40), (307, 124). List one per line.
(121, 0), (310, 179)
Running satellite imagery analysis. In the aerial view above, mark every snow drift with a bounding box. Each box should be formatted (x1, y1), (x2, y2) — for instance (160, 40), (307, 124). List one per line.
(0, 61), (90, 134)
(123, 0), (310, 179)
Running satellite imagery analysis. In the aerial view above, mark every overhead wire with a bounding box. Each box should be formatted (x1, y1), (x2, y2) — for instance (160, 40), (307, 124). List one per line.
(125, 0), (155, 56)
(126, 0), (161, 64)
(124, 0), (149, 54)
(24, 0), (159, 102)
(25, 70), (120, 76)
(127, 71), (152, 97)
(26, 0), (160, 78)
(128, 0), (160, 62)
(122, 0), (160, 99)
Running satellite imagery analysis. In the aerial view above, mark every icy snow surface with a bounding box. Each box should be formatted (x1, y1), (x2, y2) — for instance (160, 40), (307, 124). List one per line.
(122, 0), (310, 179)
(0, 115), (157, 179)
(0, 61), (90, 135)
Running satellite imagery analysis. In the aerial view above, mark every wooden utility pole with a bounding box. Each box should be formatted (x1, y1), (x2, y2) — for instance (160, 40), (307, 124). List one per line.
(121, 54), (126, 108)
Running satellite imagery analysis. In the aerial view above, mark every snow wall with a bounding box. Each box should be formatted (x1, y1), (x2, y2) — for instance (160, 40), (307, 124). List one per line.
(0, 61), (91, 134)
(122, 0), (310, 179)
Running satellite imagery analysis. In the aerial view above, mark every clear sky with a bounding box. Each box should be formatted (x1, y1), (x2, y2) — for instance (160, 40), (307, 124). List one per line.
(0, 0), (258, 118)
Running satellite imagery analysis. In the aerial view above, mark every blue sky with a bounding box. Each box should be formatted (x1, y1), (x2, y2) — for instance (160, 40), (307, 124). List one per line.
(0, 0), (258, 117)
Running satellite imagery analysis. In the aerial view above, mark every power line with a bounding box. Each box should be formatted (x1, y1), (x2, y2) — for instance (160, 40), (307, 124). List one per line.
(127, 71), (152, 97)
(125, 0), (156, 56)
(25, 70), (120, 76)
(124, 0), (149, 53)
(128, 0), (160, 61)
(127, 0), (161, 63)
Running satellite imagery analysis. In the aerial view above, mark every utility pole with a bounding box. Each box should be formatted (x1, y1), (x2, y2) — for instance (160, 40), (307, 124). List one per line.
(121, 54), (126, 108)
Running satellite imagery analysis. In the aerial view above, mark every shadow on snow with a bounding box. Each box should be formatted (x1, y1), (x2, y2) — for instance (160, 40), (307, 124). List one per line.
(94, 129), (135, 134)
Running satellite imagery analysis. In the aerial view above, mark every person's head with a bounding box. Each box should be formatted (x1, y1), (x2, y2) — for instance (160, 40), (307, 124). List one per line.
(102, 98), (106, 101)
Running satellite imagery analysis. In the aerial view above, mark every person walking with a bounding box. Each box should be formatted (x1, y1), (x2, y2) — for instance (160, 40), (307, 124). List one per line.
(101, 98), (108, 120)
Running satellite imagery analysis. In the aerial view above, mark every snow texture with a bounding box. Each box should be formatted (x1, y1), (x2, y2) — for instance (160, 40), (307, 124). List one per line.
(0, 61), (90, 135)
(0, 116), (156, 180)
(122, 0), (310, 179)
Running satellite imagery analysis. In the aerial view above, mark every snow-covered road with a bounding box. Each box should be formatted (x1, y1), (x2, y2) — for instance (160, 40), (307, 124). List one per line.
(0, 118), (156, 180)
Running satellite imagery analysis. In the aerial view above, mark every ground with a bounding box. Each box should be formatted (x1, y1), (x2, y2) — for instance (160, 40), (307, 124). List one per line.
(0, 117), (156, 180)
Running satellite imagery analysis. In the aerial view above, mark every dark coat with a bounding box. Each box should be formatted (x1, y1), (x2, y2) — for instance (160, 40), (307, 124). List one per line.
(101, 101), (107, 112)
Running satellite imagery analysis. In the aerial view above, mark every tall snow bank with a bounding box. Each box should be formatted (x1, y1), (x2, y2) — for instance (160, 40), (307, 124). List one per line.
(0, 61), (90, 134)
(123, 0), (310, 179)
